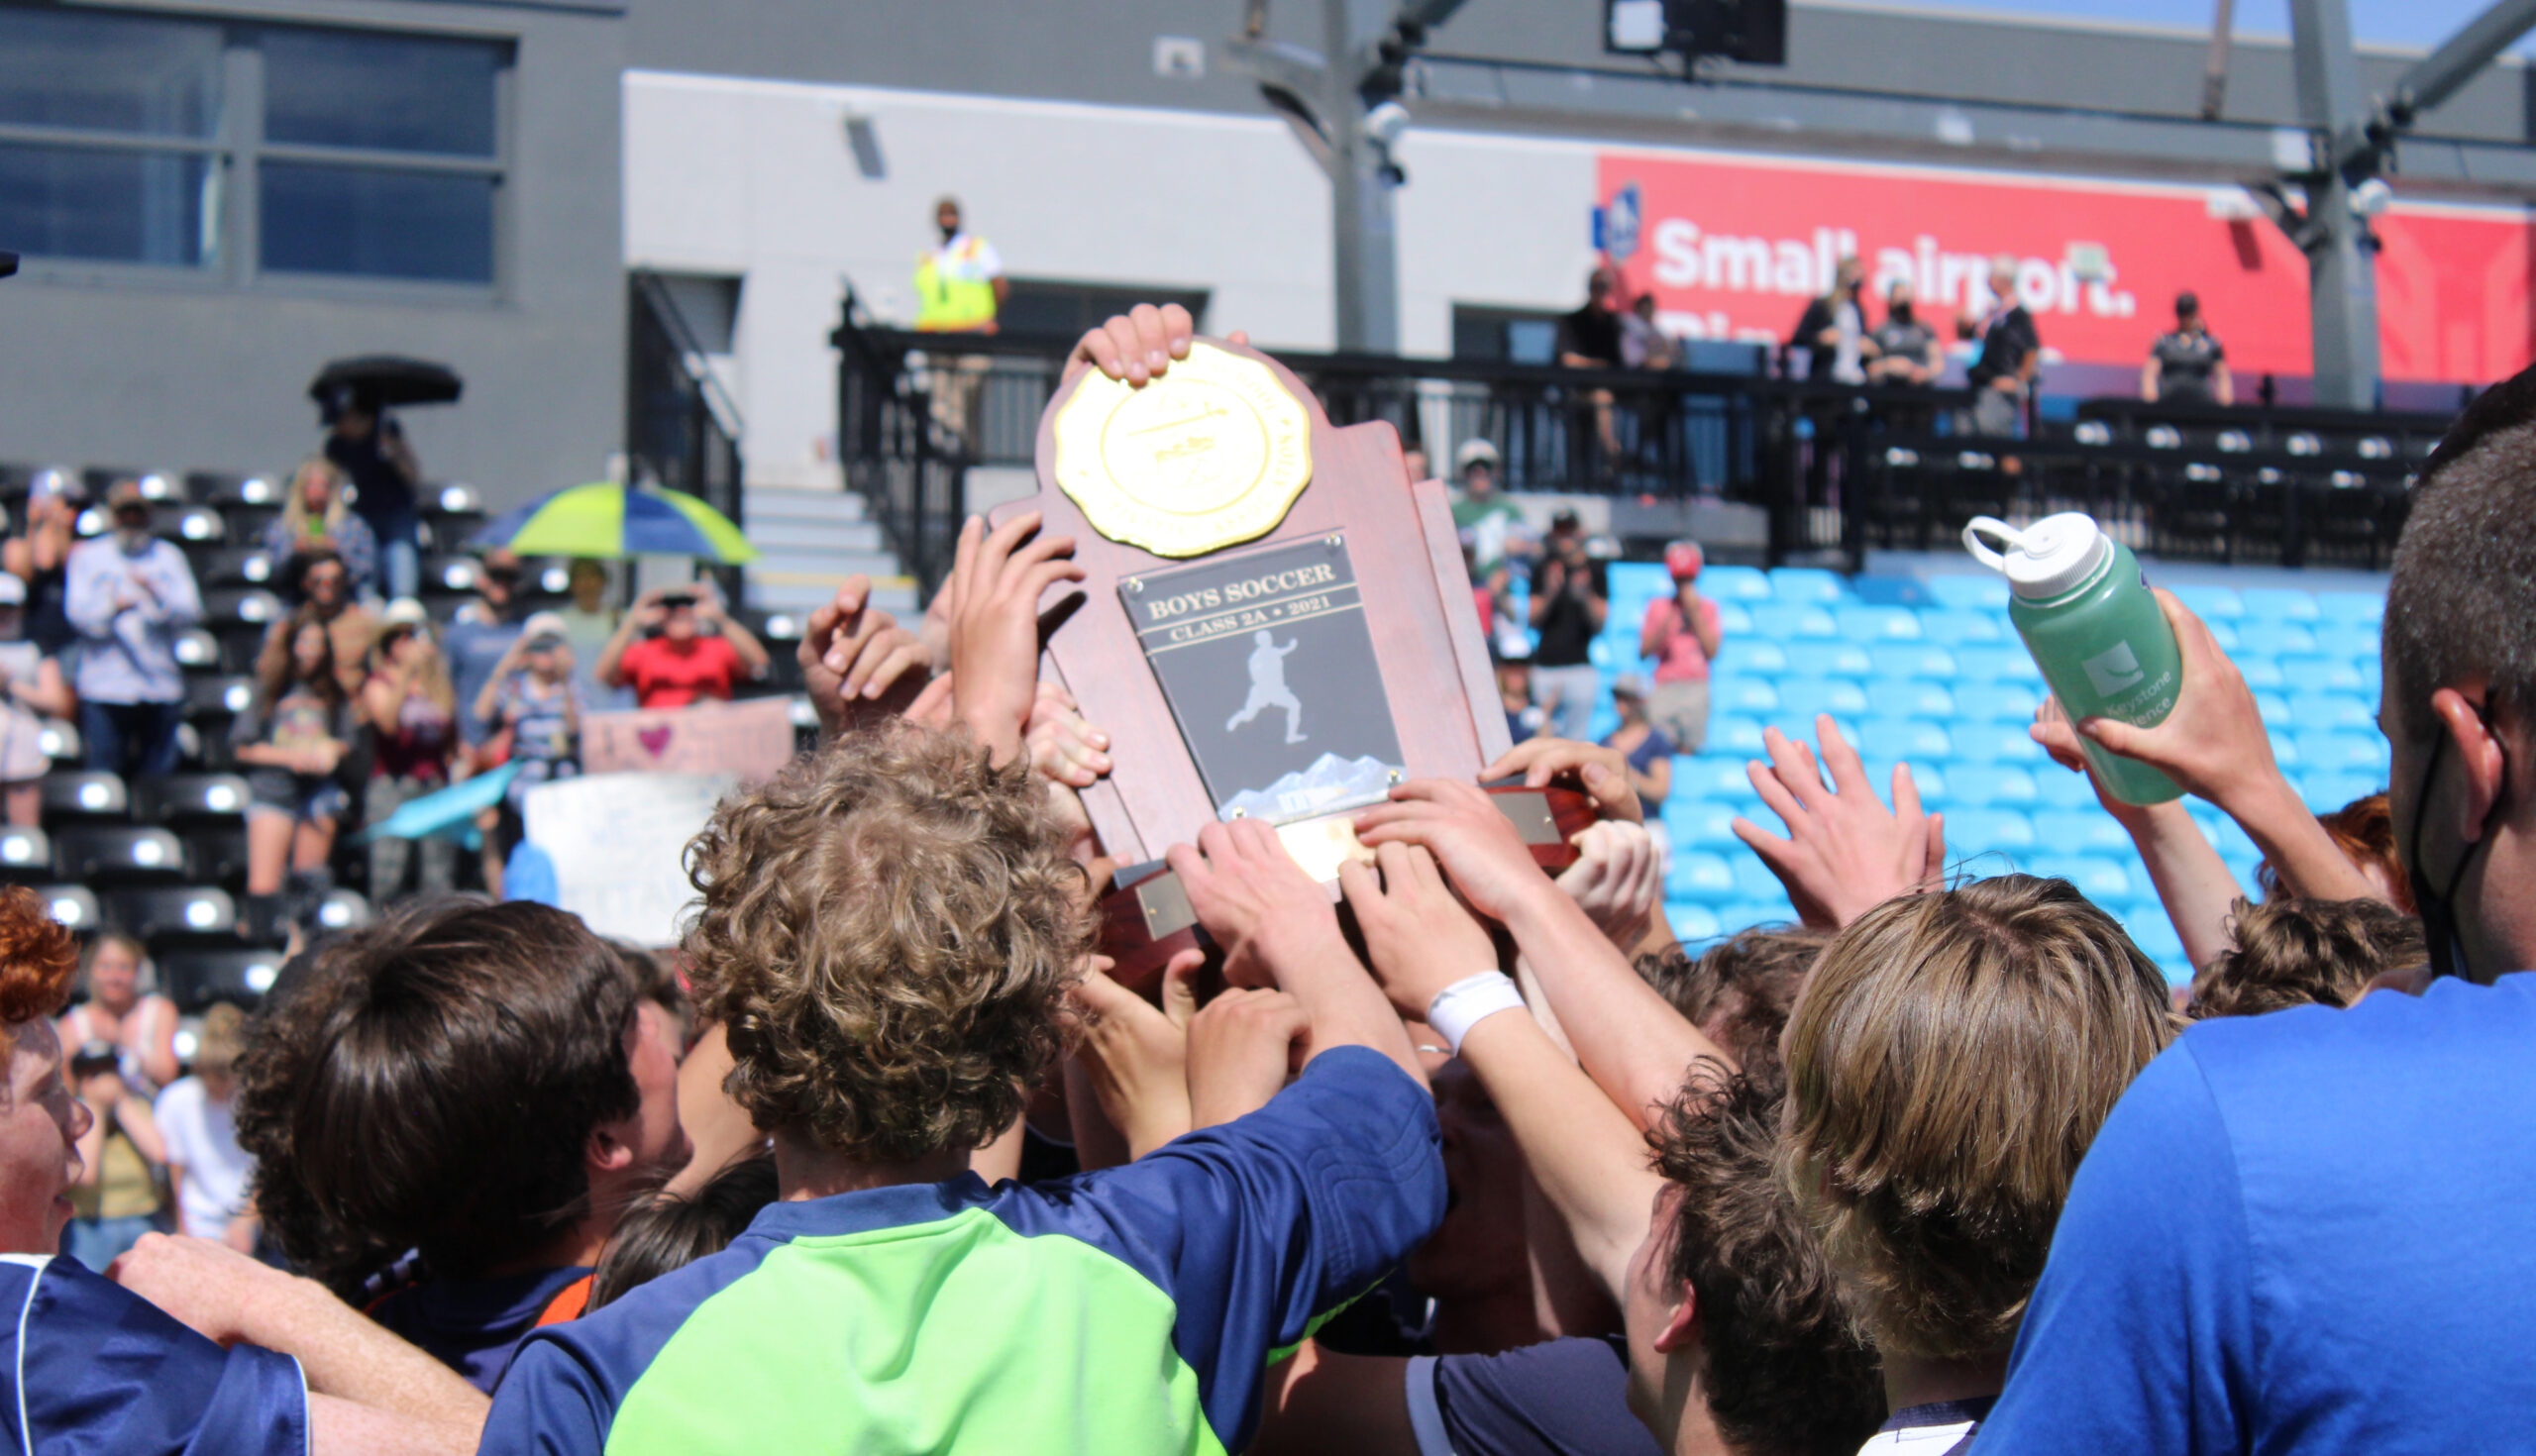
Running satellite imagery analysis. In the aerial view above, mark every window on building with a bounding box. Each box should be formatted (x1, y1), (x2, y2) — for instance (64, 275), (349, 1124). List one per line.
(1452, 306), (1566, 364)
(0, 6), (509, 287)
(998, 281), (1212, 344)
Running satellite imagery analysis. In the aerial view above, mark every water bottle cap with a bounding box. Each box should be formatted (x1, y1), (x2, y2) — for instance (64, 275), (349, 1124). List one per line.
(1961, 512), (2113, 600)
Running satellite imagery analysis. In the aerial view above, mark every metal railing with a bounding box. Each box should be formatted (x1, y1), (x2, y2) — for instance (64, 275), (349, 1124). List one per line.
(833, 302), (2440, 587)
(629, 269), (746, 595)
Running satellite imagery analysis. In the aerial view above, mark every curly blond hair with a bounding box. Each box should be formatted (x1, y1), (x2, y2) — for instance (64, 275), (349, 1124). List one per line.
(683, 724), (1088, 1163)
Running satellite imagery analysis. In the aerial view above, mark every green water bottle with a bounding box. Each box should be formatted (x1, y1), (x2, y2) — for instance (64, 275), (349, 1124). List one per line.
(1962, 513), (2184, 805)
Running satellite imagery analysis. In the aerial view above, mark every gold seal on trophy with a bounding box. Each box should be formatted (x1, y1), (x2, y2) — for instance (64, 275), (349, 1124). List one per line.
(1052, 341), (1314, 559)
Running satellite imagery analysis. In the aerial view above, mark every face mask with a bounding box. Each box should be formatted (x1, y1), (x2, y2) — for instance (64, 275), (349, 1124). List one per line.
(1891, 302), (1915, 324)
(2406, 716), (2510, 982)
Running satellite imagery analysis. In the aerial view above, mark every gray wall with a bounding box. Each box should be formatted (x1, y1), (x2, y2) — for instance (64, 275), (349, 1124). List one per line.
(0, 0), (626, 510)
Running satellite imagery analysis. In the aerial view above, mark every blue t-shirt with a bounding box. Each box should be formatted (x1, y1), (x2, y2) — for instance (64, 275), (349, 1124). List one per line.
(370, 1263), (592, 1394)
(0, 1252), (309, 1452)
(480, 1047), (1443, 1455)
(1981, 974), (2536, 1454)
(1414, 1335), (1662, 1456)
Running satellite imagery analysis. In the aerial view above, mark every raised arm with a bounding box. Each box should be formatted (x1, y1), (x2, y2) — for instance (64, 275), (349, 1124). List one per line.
(697, 585), (771, 677)
(593, 591), (658, 689)
(1732, 717), (1946, 929)
(2035, 700), (2244, 972)
(797, 574), (933, 740)
(943, 512), (1083, 767)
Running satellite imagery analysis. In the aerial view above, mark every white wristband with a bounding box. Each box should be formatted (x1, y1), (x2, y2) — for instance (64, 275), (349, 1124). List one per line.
(1425, 972), (1527, 1055)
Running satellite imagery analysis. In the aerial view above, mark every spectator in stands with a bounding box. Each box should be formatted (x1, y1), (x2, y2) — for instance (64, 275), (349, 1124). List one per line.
(1559, 266), (1628, 468)
(1866, 279), (1942, 387)
(271, 548), (375, 697)
(2260, 790), (2410, 910)
(67, 479), (201, 780)
(263, 459), (378, 603)
(593, 581), (770, 710)
(1960, 255), (2040, 438)
(1496, 647), (1542, 746)
(1601, 674), (1674, 818)
(1638, 541), (1722, 753)
(234, 899), (687, 1392)
(360, 605), (460, 903)
(1621, 292), (1679, 370)
(1529, 510), (1608, 742)
(1781, 876), (2173, 1449)
(1401, 446), (1430, 483)
(476, 611), (585, 815)
(321, 390), (423, 602)
(0, 572), (73, 827)
(62, 1031), (167, 1271)
(57, 932), (177, 1091)
(4, 468), (78, 655)
(233, 609), (360, 928)
(556, 558), (631, 710)
(583, 1152), (778, 1312)
(1635, 923), (1827, 1099)
(0, 885), (487, 1453)
(1451, 440), (1529, 644)
(1792, 256), (1873, 385)
(2142, 290), (2232, 407)
(914, 194), (1007, 335)
(445, 547), (526, 753)
(2187, 895), (2425, 1021)
(154, 1002), (259, 1250)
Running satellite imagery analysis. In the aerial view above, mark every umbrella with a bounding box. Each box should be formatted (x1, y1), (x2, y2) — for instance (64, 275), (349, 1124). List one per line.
(356, 763), (521, 847)
(470, 482), (759, 565)
(308, 356), (465, 414)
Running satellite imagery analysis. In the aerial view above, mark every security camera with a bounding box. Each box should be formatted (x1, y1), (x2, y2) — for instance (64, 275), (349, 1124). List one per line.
(2350, 177), (2392, 217)
(1363, 99), (1411, 146)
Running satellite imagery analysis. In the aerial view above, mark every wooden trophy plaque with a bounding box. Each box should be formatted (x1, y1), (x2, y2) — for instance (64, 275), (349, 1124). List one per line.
(992, 338), (1591, 984)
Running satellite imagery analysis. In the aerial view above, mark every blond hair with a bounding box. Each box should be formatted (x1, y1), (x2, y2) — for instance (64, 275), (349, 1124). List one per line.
(278, 458), (350, 548)
(1780, 875), (2175, 1359)
(682, 724), (1088, 1162)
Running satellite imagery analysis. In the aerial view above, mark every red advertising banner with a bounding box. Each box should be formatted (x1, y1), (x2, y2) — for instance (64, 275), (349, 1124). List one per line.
(1598, 150), (2534, 384)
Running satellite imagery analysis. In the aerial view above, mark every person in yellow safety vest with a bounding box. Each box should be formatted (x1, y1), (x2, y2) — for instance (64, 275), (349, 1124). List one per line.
(914, 196), (1006, 334)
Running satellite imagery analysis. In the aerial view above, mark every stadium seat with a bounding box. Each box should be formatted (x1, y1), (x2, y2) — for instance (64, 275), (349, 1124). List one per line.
(1941, 807), (2037, 851)
(1952, 682), (2043, 722)
(1706, 715), (1767, 756)
(37, 719), (79, 765)
(1868, 643), (1957, 679)
(1781, 640), (1871, 678)
(1766, 567), (1845, 605)
(2202, 619), (2240, 652)
(2283, 691), (2376, 732)
(1746, 604), (1838, 640)
(2122, 911), (2192, 981)
(2253, 691), (2293, 727)
(35, 885), (99, 933)
(182, 676), (257, 723)
(0, 827), (49, 883)
(1864, 760), (1946, 800)
(1774, 677), (1868, 719)
(53, 826), (187, 883)
(189, 473), (278, 508)
(2034, 855), (2135, 902)
(2278, 654), (2367, 693)
(1663, 796), (1746, 849)
(1712, 678), (1780, 714)
(2028, 764), (2098, 809)
(1730, 854), (1790, 902)
(105, 885), (238, 942)
(171, 628), (222, 671)
(2169, 584), (2243, 620)
(1856, 716), (1951, 760)
(1714, 902), (1792, 936)
(159, 948), (286, 1013)
(1665, 902), (1725, 944)
(2239, 587), (2321, 621)
(2314, 590), (2384, 626)
(133, 773), (252, 823)
(1668, 851), (1737, 900)
(1683, 758), (1763, 803)
(2234, 655), (2286, 689)
(1924, 574), (2010, 611)
(311, 889), (374, 933)
(2027, 808), (2137, 855)
(40, 772), (128, 820)
(1946, 722), (2046, 764)
(1701, 565), (1771, 602)
(1863, 678), (1954, 718)
(422, 554), (482, 594)
(1949, 645), (2042, 682)
(2293, 730), (2388, 774)
(1943, 766), (2039, 806)
(1916, 609), (2005, 645)
(1835, 605), (1921, 642)
(2235, 620), (2318, 658)
(2267, 733), (2303, 770)
(180, 827), (249, 886)
(1710, 640), (1788, 677)
(2300, 773), (2383, 813)
(202, 587), (282, 629)
(2311, 623), (2380, 662)
(191, 548), (274, 589)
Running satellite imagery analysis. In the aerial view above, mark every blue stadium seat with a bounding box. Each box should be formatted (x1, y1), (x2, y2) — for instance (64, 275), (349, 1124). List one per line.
(2254, 691), (2292, 726)
(1947, 723), (2047, 764)
(1767, 567), (1846, 605)
(1864, 678), (1955, 718)
(1707, 714), (1767, 756)
(2035, 855), (2135, 902)
(1868, 643), (1957, 679)
(1950, 645), (2042, 682)
(2278, 654), (2367, 693)
(1666, 902), (1725, 943)
(1713, 600), (1754, 636)
(2299, 773), (2383, 813)
(1609, 563), (1671, 602)
(1782, 640), (1872, 677)
(1762, 715), (1863, 755)
(2235, 655), (2285, 689)
(2029, 808), (2138, 855)
(2239, 586), (2322, 621)
(1942, 807), (2037, 852)
(1866, 760), (1947, 799)
(2284, 691), (2376, 732)
(1713, 678), (1780, 714)
(2169, 584), (2244, 620)
(2235, 620), (2318, 658)
(1953, 682), (2043, 722)
(2314, 590), (2384, 626)
(1710, 640), (1787, 677)
(2122, 910), (2192, 981)
(1683, 758), (1764, 803)
(1924, 574), (2011, 611)
(1917, 609), (2005, 645)
(1701, 565), (1772, 602)
(2032, 764), (2101, 808)
(1856, 716), (1952, 760)
(1746, 603), (1840, 640)
(1668, 851), (1738, 900)
(1835, 605), (1922, 642)
(2192, 808), (2259, 860)
(2293, 730), (2389, 775)
(2203, 619), (2241, 652)
(1945, 766), (2040, 806)
(1775, 677), (1868, 718)
(2219, 850), (2266, 892)
(1731, 854), (1791, 901)
(1716, 901), (1795, 935)
(2312, 623), (2380, 662)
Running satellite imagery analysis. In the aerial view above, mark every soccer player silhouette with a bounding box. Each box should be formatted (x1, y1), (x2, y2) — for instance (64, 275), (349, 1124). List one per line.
(1225, 630), (1307, 745)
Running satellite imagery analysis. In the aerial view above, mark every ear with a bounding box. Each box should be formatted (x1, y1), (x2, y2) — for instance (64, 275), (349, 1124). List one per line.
(2431, 686), (2507, 845)
(1651, 1278), (1701, 1355)
(585, 1120), (637, 1178)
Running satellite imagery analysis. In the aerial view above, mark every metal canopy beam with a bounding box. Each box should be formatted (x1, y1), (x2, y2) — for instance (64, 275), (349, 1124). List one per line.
(2391, 0), (2536, 124)
(2287, 0), (2380, 408)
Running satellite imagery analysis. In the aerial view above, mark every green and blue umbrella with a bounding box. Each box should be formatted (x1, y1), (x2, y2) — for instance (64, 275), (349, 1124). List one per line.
(471, 482), (759, 564)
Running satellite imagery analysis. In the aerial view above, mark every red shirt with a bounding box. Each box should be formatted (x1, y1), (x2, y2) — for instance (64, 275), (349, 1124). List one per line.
(617, 635), (743, 709)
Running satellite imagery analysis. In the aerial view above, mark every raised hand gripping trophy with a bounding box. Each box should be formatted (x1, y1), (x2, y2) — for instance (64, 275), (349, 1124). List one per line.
(994, 336), (1594, 985)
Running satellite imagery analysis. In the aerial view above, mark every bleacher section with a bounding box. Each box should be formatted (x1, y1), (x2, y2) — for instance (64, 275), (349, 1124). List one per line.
(1586, 561), (2388, 984)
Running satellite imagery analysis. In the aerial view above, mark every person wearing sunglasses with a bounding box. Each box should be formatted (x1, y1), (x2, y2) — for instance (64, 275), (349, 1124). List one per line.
(593, 581), (769, 712)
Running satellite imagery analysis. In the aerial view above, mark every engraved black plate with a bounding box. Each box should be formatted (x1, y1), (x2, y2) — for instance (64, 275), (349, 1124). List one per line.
(1120, 534), (1405, 823)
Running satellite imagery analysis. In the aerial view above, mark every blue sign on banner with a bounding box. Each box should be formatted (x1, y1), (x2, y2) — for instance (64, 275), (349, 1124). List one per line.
(1605, 181), (1642, 263)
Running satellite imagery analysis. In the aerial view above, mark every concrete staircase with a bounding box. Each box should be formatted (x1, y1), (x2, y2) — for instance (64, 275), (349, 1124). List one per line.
(739, 486), (920, 619)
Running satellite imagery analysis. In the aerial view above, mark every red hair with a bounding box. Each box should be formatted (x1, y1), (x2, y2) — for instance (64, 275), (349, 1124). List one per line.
(0, 888), (78, 1025)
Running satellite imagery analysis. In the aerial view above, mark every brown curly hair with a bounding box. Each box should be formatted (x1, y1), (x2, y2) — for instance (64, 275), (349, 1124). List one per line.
(683, 724), (1089, 1163)
(1637, 923), (1828, 1101)
(0, 887), (78, 1025)
(2189, 895), (2425, 1020)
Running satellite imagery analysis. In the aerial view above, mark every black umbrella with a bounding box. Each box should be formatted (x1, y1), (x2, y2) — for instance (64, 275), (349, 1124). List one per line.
(308, 356), (464, 416)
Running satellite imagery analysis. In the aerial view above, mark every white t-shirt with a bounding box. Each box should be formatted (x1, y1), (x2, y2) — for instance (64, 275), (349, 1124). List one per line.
(153, 1077), (252, 1241)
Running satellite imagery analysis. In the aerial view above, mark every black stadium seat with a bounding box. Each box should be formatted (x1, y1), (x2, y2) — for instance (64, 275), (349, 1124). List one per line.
(133, 773), (252, 824)
(172, 628), (223, 671)
(201, 587), (282, 630)
(104, 884), (237, 942)
(186, 471), (278, 508)
(53, 826), (188, 883)
(0, 826), (50, 883)
(37, 718), (79, 765)
(40, 772), (127, 821)
(191, 547), (275, 589)
(159, 947), (284, 1013)
(180, 826), (249, 886)
(33, 885), (99, 934)
(182, 676), (256, 724)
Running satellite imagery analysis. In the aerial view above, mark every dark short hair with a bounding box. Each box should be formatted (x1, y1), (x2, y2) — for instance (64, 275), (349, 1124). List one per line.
(1638, 924), (1828, 1100)
(233, 900), (640, 1296)
(1651, 1065), (1885, 1455)
(2188, 896), (2426, 1020)
(2384, 367), (2536, 745)
(585, 1153), (778, 1311)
